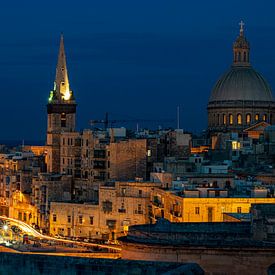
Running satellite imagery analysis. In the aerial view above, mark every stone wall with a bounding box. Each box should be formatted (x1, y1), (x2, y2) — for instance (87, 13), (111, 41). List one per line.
(0, 252), (203, 275)
(121, 242), (275, 275)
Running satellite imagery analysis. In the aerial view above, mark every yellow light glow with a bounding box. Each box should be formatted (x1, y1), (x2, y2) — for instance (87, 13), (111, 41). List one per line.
(63, 90), (71, 101)
(232, 141), (240, 150)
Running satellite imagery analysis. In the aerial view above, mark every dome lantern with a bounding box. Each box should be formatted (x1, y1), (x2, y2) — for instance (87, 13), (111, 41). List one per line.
(233, 21), (250, 66)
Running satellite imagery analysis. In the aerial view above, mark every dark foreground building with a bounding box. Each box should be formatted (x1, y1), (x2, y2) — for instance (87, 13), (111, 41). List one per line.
(120, 204), (275, 275)
(0, 252), (203, 275)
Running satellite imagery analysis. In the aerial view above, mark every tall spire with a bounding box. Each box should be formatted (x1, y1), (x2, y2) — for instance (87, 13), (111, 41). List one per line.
(233, 20), (250, 66)
(49, 34), (73, 102)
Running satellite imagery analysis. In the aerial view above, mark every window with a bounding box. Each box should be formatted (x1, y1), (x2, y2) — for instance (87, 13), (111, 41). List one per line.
(122, 188), (126, 196)
(137, 204), (143, 214)
(61, 113), (66, 127)
(237, 207), (242, 214)
(223, 114), (226, 125)
(229, 114), (233, 125)
(90, 216), (94, 225)
(237, 114), (242, 125)
(67, 215), (71, 223)
(53, 214), (57, 222)
(79, 215), (83, 224)
(195, 207), (200, 215)
(244, 51), (247, 62)
(255, 114), (259, 121)
(263, 114), (267, 122)
(217, 114), (220, 125)
(246, 114), (251, 124)
(138, 190), (142, 197)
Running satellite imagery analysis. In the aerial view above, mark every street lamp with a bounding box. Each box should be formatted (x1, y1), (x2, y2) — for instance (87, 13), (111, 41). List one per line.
(3, 224), (8, 231)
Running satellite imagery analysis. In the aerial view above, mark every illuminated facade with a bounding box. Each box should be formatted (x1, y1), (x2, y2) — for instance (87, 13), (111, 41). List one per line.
(150, 188), (275, 223)
(208, 22), (275, 133)
(49, 181), (161, 239)
(46, 35), (77, 173)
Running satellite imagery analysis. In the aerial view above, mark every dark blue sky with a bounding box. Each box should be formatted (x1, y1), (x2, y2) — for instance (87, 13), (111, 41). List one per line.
(1, 0), (275, 141)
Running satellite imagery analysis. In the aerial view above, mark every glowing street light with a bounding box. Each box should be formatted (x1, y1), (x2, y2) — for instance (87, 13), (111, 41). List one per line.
(3, 224), (8, 231)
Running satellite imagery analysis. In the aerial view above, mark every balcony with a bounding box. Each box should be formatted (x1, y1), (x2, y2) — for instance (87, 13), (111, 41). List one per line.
(118, 208), (126, 213)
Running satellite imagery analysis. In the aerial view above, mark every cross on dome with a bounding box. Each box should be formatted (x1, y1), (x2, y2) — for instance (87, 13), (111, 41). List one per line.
(239, 20), (245, 35)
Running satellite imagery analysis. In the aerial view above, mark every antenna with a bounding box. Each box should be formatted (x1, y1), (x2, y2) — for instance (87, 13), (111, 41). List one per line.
(177, 106), (180, 129)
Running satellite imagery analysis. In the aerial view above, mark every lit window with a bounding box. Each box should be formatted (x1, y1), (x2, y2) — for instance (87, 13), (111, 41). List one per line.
(255, 114), (259, 121)
(246, 114), (251, 124)
(223, 114), (226, 125)
(237, 114), (242, 125)
(232, 141), (241, 150)
(229, 114), (233, 125)
(53, 214), (57, 222)
(237, 207), (242, 213)
(263, 114), (267, 122)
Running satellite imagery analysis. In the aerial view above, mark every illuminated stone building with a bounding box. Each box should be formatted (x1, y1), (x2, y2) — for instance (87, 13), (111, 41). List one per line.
(0, 152), (44, 218)
(49, 181), (161, 239)
(208, 22), (275, 133)
(32, 173), (72, 229)
(46, 35), (76, 173)
(150, 187), (275, 223)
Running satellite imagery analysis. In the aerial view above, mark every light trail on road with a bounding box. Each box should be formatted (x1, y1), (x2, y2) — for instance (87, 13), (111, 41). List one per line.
(0, 216), (121, 251)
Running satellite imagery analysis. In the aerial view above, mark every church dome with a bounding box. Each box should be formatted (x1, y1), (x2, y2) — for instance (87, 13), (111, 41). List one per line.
(209, 66), (274, 102)
(207, 21), (275, 133)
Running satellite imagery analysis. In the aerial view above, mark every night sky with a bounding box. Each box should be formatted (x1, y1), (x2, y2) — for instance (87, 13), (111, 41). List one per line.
(1, 0), (275, 141)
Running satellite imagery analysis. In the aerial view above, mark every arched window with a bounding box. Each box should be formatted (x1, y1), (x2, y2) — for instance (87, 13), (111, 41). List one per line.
(237, 114), (242, 125)
(238, 52), (241, 62)
(223, 114), (226, 125)
(263, 114), (267, 122)
(217, 114), (220, 125)
(246, 114), (251, 124)
(243, 52), (247, 62)
(234, 52), (237, 62)
(229, 114), (233, 125)
(255, 114), (259, 121)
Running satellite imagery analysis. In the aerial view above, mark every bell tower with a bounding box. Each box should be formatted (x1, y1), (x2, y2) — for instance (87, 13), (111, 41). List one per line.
(46, 35), (77, 173)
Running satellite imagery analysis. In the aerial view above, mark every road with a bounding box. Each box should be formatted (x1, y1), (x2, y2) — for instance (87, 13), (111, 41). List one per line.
(0, 216), (121, 252)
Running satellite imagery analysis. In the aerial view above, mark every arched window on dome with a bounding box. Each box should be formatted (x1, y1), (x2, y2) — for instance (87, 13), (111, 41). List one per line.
(243, 52), (247, 62)
(246, 114), (251, 124)
(223, 114), (226, 125)
(255, 114), (259, 122)
(234, 52), (237, 62)
(237, 114), (242, 125)
(216, 114), (220, 125)
(229, 114), (233, 125)
(263, 114), (267, 122)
